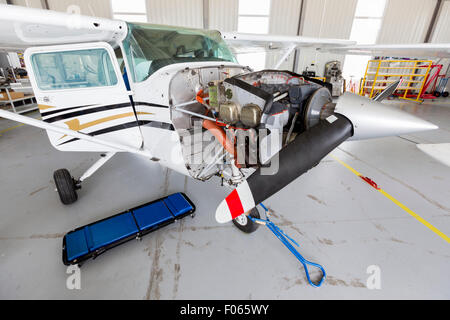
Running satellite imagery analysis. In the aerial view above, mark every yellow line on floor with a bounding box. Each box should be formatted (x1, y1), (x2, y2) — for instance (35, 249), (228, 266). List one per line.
(0, 115), (42, 135)
(0, 124), (25, 134)
(331, 154), (450, 244)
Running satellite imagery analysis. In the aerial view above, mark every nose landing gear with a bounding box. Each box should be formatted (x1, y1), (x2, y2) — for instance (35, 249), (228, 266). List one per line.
(232, 207), (261, 234)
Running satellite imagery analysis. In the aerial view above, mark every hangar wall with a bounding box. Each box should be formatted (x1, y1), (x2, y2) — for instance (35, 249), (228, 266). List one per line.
(8, 0), (449, 44)
(146, 0), (203, 28)
(10, 0), (113, 18)
(6, 0), (450, 77)
(11, 0), (42, 9)
(209, 0), (238, 32)
(377, 0), (437, 44)
(296, 0), (357, 75)
(264, 0), (358, 75)
(264, 0), (302, 70)
(47, 0), (113, 19)
(263, 0), (358, 74)
(432, 0), (450, 43)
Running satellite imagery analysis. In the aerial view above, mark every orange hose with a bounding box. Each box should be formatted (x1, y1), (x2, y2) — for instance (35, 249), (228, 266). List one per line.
(202, 119), (241, 168)
(196, 89), (209, 105)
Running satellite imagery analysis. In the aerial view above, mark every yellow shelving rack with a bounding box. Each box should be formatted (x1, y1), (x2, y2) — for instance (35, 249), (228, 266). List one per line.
(359, 59), (433, 102)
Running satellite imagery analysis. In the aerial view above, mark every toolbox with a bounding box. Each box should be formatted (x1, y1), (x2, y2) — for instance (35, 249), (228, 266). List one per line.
(62, 193), (195, 266)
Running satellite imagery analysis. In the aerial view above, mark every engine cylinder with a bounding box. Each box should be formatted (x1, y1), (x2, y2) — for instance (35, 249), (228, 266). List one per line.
(240, 103), (262, 128)
(219, 102), (240, 124)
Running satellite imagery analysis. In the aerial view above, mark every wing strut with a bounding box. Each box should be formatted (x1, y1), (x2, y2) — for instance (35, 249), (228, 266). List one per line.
(0, 109), (154, 158)
(274, 45), (297, 69)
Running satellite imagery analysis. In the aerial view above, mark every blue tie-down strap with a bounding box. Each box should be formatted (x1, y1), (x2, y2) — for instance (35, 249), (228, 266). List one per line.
(249, 204), (326, 288)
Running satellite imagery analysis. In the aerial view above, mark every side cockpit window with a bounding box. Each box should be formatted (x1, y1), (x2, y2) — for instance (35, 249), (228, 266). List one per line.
(31, 48), (118, 91)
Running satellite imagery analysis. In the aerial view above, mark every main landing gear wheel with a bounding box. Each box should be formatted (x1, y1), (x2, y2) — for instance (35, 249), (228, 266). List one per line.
(232, 207), (261, 234)
(54, 169), (79, 205)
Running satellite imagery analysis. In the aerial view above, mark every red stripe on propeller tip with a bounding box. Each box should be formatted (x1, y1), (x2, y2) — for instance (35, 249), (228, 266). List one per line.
(225, 189), (245, 219)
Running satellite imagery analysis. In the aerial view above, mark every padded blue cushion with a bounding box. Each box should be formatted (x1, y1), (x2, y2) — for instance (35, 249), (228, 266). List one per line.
(164, 193), (193, 217)
(63, 194), (195, 263)
(133, 201), (173, 231)
(85, 212), (139, 251)
(65, 229), (89, 262)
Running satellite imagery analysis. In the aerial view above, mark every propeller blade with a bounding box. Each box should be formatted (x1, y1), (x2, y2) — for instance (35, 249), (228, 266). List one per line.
(216, 114), (354, 223)
(373, 80), (402, 102)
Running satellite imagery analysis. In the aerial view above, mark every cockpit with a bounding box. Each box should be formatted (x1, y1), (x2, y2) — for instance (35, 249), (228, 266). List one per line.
(121, 23), (237, 83)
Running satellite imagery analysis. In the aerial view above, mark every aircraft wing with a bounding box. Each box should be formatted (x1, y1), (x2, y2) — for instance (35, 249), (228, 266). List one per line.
(0, 4), (126, 49)
(222, 32), (450, 59)
(319, 43), (450, 59)
(222, 32), (356, 54)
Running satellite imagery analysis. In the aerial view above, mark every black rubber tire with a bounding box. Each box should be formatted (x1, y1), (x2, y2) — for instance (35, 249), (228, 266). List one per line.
(434, 91), (441, 97)
(54, 169), (78, 205)
(443, 92), (449, 98)
(232, 207), (261, 234)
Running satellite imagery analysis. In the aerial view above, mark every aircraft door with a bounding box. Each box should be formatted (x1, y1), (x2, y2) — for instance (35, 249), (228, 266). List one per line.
(25, 42), (143, 152)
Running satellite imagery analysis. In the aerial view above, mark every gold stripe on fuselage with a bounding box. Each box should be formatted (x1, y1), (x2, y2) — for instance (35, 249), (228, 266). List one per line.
(59, 112), (153, 140)
(38, 104), (55, 111)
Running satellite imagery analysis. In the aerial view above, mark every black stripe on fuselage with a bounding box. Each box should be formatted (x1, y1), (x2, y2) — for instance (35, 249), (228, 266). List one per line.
(44, 103), (132, 123)
(43, 102), (169, 123)
(135, 102), (169, 109)
(41, 105), (94, 117)
(57, 120), (175, 146)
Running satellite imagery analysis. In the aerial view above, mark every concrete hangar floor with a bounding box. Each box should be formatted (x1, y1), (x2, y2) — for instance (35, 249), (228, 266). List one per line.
(0, 98), (449, 299)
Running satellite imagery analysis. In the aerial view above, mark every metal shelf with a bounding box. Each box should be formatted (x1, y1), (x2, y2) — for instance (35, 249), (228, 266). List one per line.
(0, 85), (38, 114)
(13, 104), (39, 114)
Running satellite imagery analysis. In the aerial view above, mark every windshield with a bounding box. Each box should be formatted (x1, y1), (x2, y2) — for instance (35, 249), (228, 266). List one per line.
(122, 23), (237, 83)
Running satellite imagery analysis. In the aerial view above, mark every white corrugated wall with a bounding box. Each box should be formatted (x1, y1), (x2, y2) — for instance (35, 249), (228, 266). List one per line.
(269, 0), (302, 35)
(432, 0), (450, 43)
(209, 0), (238, 32)
(432, 2), (450, 86)
(146, 0), (203, 28)
(297, 0), (357, 76)
(46, 0), (112, 18)
(11, 0), (113, 18)
(11, 0), (43, 9)
(377, 0), (437, 44)
(7, 0), (450, 77)
(378, 0), (449, 81)
(265, 0), (302, 70)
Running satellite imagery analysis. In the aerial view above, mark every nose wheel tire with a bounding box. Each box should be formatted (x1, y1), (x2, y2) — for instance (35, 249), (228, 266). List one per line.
(54, 169), (78, 205)
(232, 207), (261, 234)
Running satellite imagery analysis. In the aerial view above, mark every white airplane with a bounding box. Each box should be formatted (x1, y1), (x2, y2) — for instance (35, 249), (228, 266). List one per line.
(0, 5), (447, 233)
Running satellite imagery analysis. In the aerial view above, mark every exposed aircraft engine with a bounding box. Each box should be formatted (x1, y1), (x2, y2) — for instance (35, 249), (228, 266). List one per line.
(169, 66), (336, 184)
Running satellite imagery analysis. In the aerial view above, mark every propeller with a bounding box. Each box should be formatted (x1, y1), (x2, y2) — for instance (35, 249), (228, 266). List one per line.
(216, 91), (438, 224)
(216, 114), (353, 223)
(373, 79), (402, 102)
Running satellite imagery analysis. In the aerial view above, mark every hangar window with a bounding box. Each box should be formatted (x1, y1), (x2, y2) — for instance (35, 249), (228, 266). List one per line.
(343, 0), (387, 80)
(31, 49), (118, 91)
(111, 0), (148, 23)
(237, 0), (271, 71)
